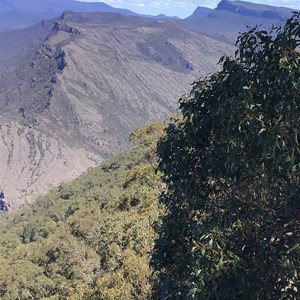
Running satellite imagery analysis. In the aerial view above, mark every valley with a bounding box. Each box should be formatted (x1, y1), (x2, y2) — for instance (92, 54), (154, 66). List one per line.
(0, 0), (295, 209)
(1, 10), (233, 208)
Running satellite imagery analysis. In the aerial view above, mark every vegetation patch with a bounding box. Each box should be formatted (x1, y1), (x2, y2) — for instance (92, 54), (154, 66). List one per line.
(0, 121), (166, 299)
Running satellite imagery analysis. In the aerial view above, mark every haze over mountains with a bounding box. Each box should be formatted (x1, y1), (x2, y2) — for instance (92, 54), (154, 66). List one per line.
(0, 0), (140, 31)
(184, 0), (295, 43)
(0, 0), (179, 32)
(1, 0), (295, 33)
(0, 0), (297, 209)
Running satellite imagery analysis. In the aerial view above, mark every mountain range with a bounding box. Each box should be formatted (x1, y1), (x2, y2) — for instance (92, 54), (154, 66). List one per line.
(184, 0), (295, 43)
(0, 0), (180, 32)
(0, 9), (233, 209)
(0, 0), (297, 209)
(0, 0), (139, 31)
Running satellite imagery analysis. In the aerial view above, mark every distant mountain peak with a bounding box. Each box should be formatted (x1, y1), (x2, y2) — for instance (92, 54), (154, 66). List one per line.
(185, 6), (211, 20)
(156, 13), (168, 18)
(183, 0), (295, 45)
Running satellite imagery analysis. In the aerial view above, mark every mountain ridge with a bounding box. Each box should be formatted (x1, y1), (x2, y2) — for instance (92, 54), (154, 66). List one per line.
(0, 10), (233, 209)
(183, 0), (295, 44)
(0, 0), (177, 32)
(1, 1), (298, 209)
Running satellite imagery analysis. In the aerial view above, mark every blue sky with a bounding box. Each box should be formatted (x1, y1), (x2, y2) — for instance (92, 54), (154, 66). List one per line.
(82, 0), (300, 18)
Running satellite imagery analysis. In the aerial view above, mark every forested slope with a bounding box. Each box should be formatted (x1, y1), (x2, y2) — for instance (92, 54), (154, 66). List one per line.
(0, 121), (166, 299)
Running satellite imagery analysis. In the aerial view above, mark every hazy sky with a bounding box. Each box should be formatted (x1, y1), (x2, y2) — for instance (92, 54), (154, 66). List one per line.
(82, 0), (300, 18)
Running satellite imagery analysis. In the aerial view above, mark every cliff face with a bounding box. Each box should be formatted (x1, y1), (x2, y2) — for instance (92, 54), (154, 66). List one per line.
(0, 12), (234, 209)
(183, 0), (294, 44)
(217, 0), (290, 19)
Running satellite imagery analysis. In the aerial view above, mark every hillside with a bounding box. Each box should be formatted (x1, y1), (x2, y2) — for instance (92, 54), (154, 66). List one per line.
(0, 11), (233, 209)
(0, 121), (166, 299)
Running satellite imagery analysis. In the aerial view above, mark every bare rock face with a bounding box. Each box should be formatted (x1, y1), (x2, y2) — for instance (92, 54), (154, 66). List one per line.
(0, 123), (101, 209)
(0, 189), (9, 212)
(0, 11), (234, 209)
(53, 21), (81, 35)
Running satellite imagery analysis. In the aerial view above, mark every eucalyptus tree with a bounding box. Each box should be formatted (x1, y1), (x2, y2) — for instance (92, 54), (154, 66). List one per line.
(153, 13), (300, 300)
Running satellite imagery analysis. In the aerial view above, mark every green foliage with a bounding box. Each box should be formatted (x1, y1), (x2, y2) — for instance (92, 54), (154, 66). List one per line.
(153, 13), (300, 299)
(0, 121), (166, 299)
